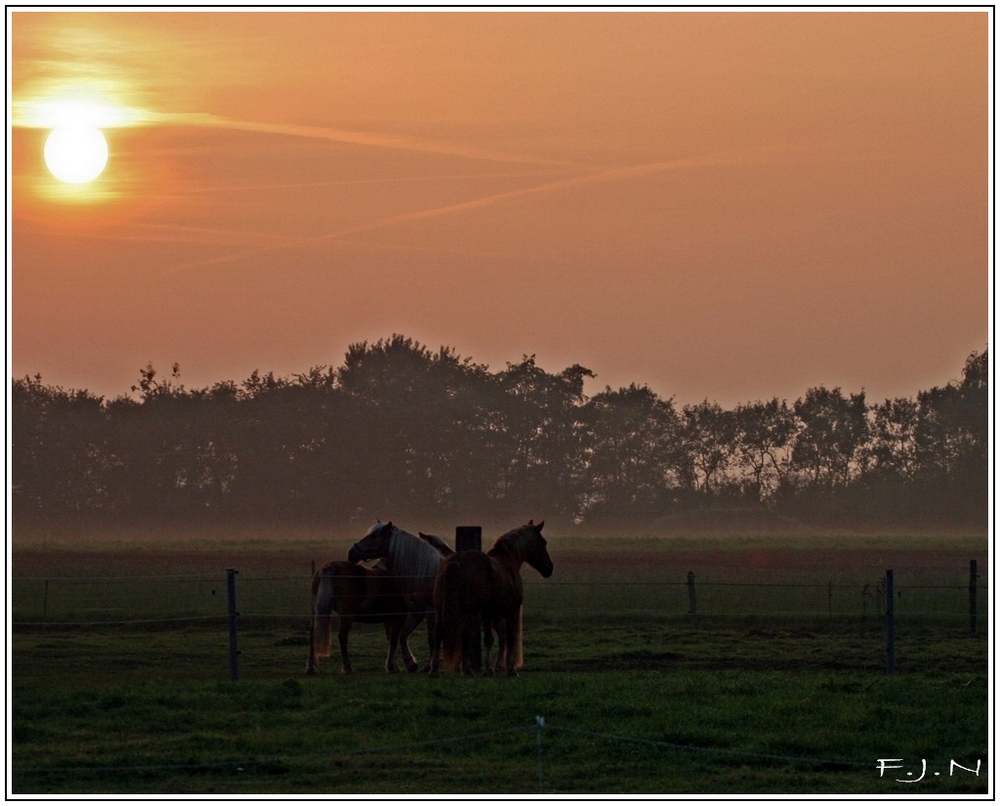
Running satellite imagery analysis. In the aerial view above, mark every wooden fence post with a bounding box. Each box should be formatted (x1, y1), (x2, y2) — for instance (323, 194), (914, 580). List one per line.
(455, 526), (482, 552)
(227, 568), (240, 682)
(455, 526), (483, 672)
(885, 569), (895, 675)
(687, 571), (697, 620)
(969, 559), (978, 635)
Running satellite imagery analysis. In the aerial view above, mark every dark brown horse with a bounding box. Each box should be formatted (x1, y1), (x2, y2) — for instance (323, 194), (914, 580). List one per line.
(347, 522), (452, 673)
(429, 520), (553, 677)
(306, 560), (414, 675)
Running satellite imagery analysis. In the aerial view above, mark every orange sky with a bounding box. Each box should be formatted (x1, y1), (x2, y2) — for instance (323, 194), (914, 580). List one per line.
(8, 10), (991, 407)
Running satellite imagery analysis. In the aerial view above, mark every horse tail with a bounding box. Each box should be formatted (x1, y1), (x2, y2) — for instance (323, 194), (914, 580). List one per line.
(435, 559), (464, 672)
(513, 605), (524, 670)
(311, 568), (335, 659)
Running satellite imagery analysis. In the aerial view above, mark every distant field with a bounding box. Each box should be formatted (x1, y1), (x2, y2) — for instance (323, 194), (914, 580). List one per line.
(10, 521), (990, 795)
(12, 520), (987, 627)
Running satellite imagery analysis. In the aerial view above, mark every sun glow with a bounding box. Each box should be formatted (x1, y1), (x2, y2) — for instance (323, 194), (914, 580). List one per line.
(15, 96), (145, 188)
(44, 124), (109, 184)
(16, 97), (140, 130)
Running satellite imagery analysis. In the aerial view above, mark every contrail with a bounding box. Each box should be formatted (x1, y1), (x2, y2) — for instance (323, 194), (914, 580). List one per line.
(157, 111), (587, 170)
(163, 149), (740, 276)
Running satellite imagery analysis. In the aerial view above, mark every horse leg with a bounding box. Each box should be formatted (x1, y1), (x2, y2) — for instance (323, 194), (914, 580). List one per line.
(481, 614), (495, 676)
(458, 620), (470, 676)
(383, 621), (400, 674)
(338, 616), (354, 674)
(492, 616), (506, 674)
(398, 612), (421, 673)
(504, 613), (520, 677)
(422, 612), (436, 674)
(428, 616), (442, 677)
(306, 610), (318, 675)
(460, 617), (480, 676)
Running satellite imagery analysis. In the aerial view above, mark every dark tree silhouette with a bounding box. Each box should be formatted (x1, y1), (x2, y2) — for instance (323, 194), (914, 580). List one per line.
(10, 343), (989, 530)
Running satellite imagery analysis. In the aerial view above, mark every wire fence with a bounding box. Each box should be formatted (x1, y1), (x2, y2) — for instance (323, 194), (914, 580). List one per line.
(11, 564), (990, 792)
(11, 564), (988, 629)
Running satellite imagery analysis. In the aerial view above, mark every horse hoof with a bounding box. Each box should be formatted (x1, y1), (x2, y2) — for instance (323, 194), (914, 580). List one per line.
(340, 667), (353, 674)
(305, 668), (316, 676)
(405, 661), (419, 673)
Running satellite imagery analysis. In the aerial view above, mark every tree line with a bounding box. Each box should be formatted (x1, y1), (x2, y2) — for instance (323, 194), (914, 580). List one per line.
(11, 335), (988, 528)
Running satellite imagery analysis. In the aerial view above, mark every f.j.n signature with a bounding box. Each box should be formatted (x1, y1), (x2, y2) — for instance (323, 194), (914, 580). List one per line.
(877, 758), (982, 783)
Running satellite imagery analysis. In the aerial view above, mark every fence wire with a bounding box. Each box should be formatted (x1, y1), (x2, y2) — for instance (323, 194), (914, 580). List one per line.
(11, 569), (988, 628)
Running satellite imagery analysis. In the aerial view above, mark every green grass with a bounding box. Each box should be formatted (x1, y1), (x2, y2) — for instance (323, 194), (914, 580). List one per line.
(11, 616), (989, 795)
(11, 666), (989, 795)
(11, 527), (990, 795)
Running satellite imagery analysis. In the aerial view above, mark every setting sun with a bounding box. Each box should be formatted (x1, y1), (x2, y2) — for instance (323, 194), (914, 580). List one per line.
(14, 95), (142, 189)
(43, 124), (108, 184)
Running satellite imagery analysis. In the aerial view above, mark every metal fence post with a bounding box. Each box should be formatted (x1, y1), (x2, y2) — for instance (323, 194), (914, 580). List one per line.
(885, 569), (895, 675)
(535, 715), (546, 793)
(227, 568), (240, 682)
(969, 559), (978, 635)
(687, 571), (697, 620)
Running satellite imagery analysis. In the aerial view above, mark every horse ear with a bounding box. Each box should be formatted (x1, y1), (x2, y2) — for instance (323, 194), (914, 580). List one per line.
(387, 521), (393, 528)
(536, 520), (544, 532)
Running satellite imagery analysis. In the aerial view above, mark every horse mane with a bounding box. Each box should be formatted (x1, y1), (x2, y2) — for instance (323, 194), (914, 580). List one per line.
(487, 533), (521, 562)
(489, 520), (542, 560)
(389, 526), (445, 578)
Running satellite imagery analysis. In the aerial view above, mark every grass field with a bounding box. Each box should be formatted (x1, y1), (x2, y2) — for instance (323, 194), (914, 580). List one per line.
(10, 521), (991, 796)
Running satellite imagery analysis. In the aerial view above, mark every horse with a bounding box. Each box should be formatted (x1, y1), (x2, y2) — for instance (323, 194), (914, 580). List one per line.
(430, 520), (553, 677)
(347, 521), (451, 672)
(306, 559), (414, 675)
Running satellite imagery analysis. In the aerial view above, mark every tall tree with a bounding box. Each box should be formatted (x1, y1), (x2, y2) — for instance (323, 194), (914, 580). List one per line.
(583, 383), (681, 516)
(909, 349), (989, 522)
(791, 386), (869, 489)
(680, 400), (736, 497)
(336, 334), (495, 515)
(731, 398), (797, 502)
(11, 375), (108, 514)
(866, 397), (920, 479)
(490, 357), (594, 517)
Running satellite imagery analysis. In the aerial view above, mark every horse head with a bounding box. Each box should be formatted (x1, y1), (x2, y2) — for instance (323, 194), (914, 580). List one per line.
(347, 521), (394, 564)
(525, 520), (554, 578)
(499, 520), (553, 578)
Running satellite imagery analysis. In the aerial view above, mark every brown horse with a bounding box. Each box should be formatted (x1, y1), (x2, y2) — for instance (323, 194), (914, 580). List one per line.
(306, 560), (414, 675)
(429, 520), (553, 677)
